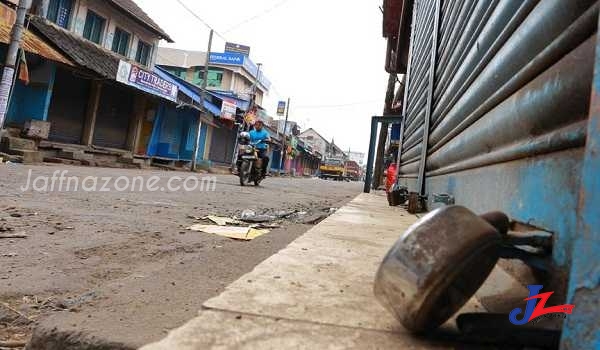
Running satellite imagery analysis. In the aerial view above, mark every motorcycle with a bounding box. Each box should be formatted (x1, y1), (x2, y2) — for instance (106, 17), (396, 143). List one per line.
(236, 132), (266, 186)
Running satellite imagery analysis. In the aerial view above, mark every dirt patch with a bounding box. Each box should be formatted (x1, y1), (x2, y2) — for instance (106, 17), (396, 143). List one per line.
(0, 165), (362, 348)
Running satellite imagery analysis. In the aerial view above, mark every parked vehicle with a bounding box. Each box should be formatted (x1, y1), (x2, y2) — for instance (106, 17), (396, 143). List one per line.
(344, 160), (360, 181)
(319, 157), (345, 180)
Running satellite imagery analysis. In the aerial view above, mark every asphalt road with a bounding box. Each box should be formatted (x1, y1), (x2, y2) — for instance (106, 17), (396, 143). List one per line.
(0, 164), (362, 349)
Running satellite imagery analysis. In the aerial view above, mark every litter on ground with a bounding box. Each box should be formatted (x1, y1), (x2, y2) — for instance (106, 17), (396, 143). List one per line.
(204, 215), (243, 226)
(187, 224), (269, 241)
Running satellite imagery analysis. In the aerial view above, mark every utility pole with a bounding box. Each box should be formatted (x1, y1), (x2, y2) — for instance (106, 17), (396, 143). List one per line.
(249, 63), (262, 114)
(279, 97), (290, 173)
(231, 62), (262, 171)
(191, 29), (213, 172)
(0, 0), (32, 130)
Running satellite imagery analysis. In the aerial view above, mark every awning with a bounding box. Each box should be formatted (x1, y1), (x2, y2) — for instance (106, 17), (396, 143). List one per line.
(208, 90), (250, 111)
(0, 21), (72, 66)
(154, 66), (222, 117)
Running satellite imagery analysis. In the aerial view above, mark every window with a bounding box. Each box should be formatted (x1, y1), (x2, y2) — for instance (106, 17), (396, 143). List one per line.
(194, 68), (223, 87)
(111, 28), (130, 56)
(135, 40), (152, 66)
(83, 10), (106, 44)
(47, 0), (73, 28)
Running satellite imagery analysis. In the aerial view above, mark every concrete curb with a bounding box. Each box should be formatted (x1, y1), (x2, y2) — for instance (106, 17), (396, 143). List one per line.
(141, 193), (487, 349)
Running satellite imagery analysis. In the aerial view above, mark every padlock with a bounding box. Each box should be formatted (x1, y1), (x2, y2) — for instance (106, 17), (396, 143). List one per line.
(374, 205), (502, 333)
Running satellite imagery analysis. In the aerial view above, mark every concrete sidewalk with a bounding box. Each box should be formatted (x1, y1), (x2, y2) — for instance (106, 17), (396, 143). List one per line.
(141, 193), (521, 349)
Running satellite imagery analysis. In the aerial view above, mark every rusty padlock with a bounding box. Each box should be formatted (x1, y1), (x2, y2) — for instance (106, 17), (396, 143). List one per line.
(374, 206), (505, 333)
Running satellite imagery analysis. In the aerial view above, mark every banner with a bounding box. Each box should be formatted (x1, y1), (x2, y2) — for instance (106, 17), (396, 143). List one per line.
(116, 60), (178, 102)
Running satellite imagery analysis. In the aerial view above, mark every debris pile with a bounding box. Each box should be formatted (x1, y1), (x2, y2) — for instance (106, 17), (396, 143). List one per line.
(186, 207), (339, 241)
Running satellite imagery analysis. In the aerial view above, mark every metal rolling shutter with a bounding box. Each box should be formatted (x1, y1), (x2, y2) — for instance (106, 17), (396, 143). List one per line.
(209, 123), (236, 165)
(156, 106), (179, 158)
(93, 84), (134, 149)
(47, 68), (90, 144)
(398, 0), (598, 264)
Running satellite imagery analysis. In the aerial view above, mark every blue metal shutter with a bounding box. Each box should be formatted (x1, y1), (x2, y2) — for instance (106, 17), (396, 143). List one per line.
(398, 0), (597, 267)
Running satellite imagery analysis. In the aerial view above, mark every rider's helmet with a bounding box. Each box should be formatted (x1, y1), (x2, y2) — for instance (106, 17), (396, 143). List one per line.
(239, 132), (251, 144)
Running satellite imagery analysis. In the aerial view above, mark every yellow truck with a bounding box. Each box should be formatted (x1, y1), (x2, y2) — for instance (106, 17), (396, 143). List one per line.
(319, 158), (345, 180)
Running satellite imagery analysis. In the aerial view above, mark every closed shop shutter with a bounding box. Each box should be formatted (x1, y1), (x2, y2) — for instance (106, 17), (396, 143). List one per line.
(209, 122), (236, 165)
(156, 106), (179, 158)
(398, 0), (597, 265)
(93, 84), (134, 149)
(47, 68), (90, 144)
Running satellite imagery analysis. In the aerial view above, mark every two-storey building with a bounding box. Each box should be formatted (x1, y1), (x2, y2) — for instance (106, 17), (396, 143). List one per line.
(156, 47), (270, 108)
(1, 0), (217, 166)
(156, 47), (272, 166)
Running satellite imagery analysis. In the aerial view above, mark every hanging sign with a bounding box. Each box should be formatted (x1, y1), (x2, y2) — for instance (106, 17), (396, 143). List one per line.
(220, 100), (237, 120)
(277, 101), (286, 116)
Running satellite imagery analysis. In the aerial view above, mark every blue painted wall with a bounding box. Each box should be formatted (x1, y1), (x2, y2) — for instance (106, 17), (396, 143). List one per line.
(399, 148), (583, 268)
(271, 149), (282, 170)
(560, 28), (600, 350)
(147, 102), (208, 161)
(6, 63), (56, 125)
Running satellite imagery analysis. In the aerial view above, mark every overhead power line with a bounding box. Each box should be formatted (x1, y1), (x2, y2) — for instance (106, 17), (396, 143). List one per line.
(175, 0), (227, 42)
(223, 0), (292, 34)
(294, 99), (381, 110)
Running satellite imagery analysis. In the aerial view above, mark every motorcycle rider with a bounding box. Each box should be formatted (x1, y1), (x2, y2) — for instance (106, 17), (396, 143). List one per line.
(249, 120), (271, 177)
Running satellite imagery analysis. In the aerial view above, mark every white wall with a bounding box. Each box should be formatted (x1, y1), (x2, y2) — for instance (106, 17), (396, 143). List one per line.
(48, 0), (161, 67)
(299, 129), (328, 160)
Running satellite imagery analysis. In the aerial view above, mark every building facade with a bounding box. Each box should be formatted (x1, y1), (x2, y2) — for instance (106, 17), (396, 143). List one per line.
(156, 47), (273, 167)
(0, 0), (218, 168)
(299, 128), (346, 161)
(157, 47), (269, 107)
(347, 151), (365, 167)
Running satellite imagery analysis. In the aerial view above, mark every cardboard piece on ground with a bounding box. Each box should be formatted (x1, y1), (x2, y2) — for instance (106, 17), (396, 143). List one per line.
(187, 224), (269, 241)
(204, 215), (243, 226)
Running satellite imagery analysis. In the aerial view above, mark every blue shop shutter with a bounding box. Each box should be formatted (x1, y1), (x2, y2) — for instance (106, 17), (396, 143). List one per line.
(157, 107), (179, 158)
(390, 123), (401, 141)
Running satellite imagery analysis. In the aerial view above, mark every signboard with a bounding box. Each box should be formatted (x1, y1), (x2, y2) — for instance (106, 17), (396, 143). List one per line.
(225, 42), (251, 56)
(209, 52), (271, 90)
(116, 60), (178, 102)
(220, 100), (237, 120)
(209, 52), (245, 66)
(277, 101), (286, 116)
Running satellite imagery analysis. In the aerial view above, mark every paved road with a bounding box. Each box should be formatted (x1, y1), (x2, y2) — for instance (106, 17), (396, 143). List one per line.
(0, 164), (362, 349)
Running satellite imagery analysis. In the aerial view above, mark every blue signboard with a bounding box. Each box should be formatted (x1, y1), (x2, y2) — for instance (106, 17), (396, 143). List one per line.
(209, 52), (245, 66)
(209, 52), (271, 90)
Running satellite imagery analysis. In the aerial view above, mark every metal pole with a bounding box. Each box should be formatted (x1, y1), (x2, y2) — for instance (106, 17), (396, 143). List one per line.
(231, 63), (262, 171)
(249, 63), (262, 112)
(191, 29), (213, 171)
(0, 0), (32, 130)
(279, 97), (290, 174)
(364, 117), (378, 193)
(372, 73), (397, 189)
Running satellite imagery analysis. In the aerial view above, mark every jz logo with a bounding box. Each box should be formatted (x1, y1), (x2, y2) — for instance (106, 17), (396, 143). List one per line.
(509, 285), (575, 325)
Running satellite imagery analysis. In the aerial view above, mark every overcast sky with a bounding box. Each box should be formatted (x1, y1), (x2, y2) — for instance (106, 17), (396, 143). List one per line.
(133, 0), (389, 156)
